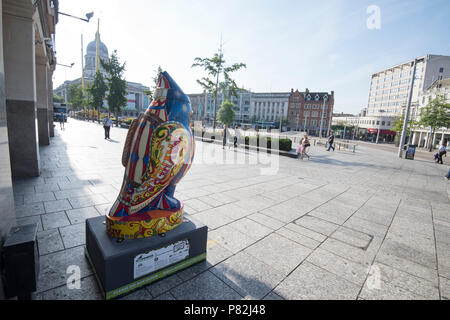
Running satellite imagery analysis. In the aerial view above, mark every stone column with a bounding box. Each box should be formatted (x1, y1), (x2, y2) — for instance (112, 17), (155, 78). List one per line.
(36, 58), (50, 145)
(418, 131), (423, 147)
(48, 68), (54, 137)
(0, 0), (17, 246)
(3, 2), (40, 177)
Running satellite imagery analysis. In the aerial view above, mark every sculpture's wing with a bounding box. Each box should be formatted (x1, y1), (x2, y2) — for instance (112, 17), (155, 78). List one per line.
(122, 118), (139, 167)
(127, 121), (192, 214)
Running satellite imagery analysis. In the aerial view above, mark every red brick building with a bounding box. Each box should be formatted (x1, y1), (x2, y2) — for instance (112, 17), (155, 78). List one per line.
(286, 88), (334, 136)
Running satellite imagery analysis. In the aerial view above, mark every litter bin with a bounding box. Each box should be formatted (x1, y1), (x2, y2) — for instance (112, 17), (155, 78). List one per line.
(405, 144), (417, 160)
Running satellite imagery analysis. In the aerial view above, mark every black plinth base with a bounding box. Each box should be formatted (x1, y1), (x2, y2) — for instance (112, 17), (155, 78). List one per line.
(85, 215), (208, 300)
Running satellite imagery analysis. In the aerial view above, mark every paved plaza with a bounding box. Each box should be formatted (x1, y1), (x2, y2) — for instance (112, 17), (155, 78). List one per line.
(12, 119), (450, 300)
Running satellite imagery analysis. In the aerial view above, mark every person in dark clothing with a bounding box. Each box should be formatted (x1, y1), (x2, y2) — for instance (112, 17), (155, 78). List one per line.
(103, 116), (113, 139)
(59, 113), (65, 129)
(437, 143), (447, 164)
(222, 124), (229, 149)
(327, 131), (335, 151)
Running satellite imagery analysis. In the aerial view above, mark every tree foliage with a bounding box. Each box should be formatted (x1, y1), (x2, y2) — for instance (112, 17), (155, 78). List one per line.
(101, 50), (127, 116)
(418, 94), (450, 150)
(418, 94), (450, 131)
(53, 93), (64, 103)
(88, 70), (108, 117)
(392, 114), (417, 135)
(67, 83), (84, 110)
(217, 100), (236, 126)
(191, 44), (246, 128)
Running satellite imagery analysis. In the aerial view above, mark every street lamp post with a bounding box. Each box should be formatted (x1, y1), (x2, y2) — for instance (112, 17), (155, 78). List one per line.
(57, 62), (74, 68)
(58, 11), (94, 23)
(398, 59), (417, 158)
(319, 97), (327, 139)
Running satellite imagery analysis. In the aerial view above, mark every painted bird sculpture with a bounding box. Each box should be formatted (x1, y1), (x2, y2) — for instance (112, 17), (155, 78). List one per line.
(106, 71), (195, 239)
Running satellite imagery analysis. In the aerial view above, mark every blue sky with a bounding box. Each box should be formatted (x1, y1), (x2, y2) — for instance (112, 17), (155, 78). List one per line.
(53, 0), (450, 114)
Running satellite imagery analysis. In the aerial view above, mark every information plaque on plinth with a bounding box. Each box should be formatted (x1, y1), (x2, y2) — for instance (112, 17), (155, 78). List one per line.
(85, 215), (207, 300)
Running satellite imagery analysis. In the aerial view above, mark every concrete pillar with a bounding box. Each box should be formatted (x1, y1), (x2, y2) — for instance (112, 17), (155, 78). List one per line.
(48, 68), (54, 137)
(36, 58), (50, 145)
(418, 131), (423, 147)
(432, 132), (437, 149)
(412, 132), (418, 145)
(3, 2), (40, 177)
(0, 0), (17, 243)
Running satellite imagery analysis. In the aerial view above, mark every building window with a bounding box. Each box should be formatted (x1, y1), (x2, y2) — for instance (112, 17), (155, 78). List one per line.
(439, 67), (444, 73)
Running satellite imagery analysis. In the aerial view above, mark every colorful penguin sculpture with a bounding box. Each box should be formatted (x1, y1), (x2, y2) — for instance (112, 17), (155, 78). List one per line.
(106, 71), (195, 239)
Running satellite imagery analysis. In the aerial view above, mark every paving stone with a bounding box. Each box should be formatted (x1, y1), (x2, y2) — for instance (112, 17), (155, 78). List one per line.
(146, 274), (183, 297)
(23, 192), (56, 203)
(360, 278), (428, 300)
(118, 288), (153, 300)
(331, 226), (374, 250)
(37, 229), (65, 255)
(153, 292), (176, 300)
(319, 237), (377, 268)
(353, 206), (395, 226)
(209, 225), (256, 254)
(378, 238), (436, 270)
(276, 227), (321, 249)
(263, 292), (284, 300)
(59, 223), (85, 248)
(15, 202), (46, 218)
(295, 214), (339, 236)
(307, 247), (369, 286)
(41, 211), (70, 230)
(44, 199), (72, 213)
(54, 187), (93, 200)
(36, 275), (103, 300)
(274, 261), (360, 299)
(211, 251), (284, 299)
(440, 276), (450, 300)
(16, 215), (43, 232)
(244, 233), (311, 276)
(66, 206), (100, 224)
(372, 263), (440, 299)
(284, 222), (327, 242)
(375, 251), (438, 283)
(343, 216), (389, 237)
(94, 203), (113, 216)
(228, 218), (273, 240)
(183, 198), (213, 212)
(68, 194), (110, 209)
(171, 271), (242, 300)
(190, 209), (234, 230)
(247, 212), (286, 230)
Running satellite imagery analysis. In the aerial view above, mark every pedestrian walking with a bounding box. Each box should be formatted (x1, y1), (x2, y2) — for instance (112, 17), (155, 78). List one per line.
(103, 115), (113, 139)
(300, 134), (311, 160)
(233, 126), (240, 148)
(296, 144), (303, 160)
(222, 124), (229, 149)
(59, 113), (65, 129)
(327, 131), (335, 151)
(437, 143), (447, 164)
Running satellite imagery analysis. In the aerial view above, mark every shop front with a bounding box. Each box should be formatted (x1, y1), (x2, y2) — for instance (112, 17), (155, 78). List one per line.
(367, 128), (397, 143)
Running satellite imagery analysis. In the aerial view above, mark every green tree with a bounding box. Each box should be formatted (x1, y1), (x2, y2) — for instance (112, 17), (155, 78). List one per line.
(53, 93), (64, 103)
(88, 70), (108, 120)
(418, 94), (450, 151)
(191, 42), (246, 129)
(101, 50), (127, 118)
(143, 65), (163, 101)
(67, 83), (84, 110)
(217, 100), (236, 126)
(392, 114), (417, 136)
